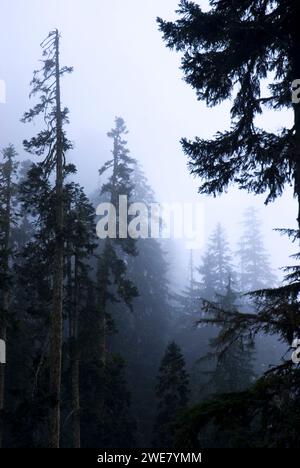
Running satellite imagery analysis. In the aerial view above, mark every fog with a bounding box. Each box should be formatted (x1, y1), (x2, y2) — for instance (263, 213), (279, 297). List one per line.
(0, 0), (297, 275)
(0, 0), (297, 452)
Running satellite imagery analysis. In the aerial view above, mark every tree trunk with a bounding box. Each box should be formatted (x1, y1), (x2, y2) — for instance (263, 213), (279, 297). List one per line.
(49, 29), (64, 448)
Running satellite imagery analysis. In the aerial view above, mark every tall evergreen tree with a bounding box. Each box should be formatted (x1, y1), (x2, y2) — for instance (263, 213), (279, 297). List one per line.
(80, 344), (136, 448)
(158, 0), (300, 229)
(174, 226), (234, 406)
(83, 117), (138, 447)
(176, 251), (202, 321)
(10, 163), (97, 448)
(63, 181), (97, 448)
(22, 30), (73, 447)
(172, 250), (209, 403)
(114, 162), (171, 446)
(153, 342), (189, 448)
(199, 223), (234, 300)
(237, 207), (276, 292)
(202, 280), (255, 395)
(9, 162), (55, 447)
(96, 117), (138, 361)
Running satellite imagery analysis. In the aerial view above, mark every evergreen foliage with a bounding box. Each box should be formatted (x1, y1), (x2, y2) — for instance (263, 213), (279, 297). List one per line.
(153, 342), (190, 448)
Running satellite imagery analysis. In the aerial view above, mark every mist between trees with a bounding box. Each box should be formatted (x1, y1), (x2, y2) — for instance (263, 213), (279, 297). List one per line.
(1, 0), (300, 449)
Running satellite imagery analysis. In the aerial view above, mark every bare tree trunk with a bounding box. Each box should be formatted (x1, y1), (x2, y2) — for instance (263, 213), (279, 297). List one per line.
(49, 29), (64, 448)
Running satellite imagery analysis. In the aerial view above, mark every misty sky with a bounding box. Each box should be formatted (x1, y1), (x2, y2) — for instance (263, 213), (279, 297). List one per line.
(0, 0), (297, 277)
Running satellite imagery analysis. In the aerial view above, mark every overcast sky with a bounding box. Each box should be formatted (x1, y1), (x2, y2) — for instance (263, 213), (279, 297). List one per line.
(0, 0), (297, 277)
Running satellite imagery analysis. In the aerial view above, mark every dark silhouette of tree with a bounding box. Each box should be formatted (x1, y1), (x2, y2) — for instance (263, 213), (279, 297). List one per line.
(11, 163), (98, 448)
(176, 251), (202, 320)
(114, 162), (171, 446)
(201, 280), (255, 395)
(63, 181), (97, 448)
(11, 163), (58, 447)
(158, 0), (300, 228)
(22, 30), (73, 447)
(153, 342), (189, 448)
(96, 117), (138, 362)
(81, 117), (138, 447)
(237, 207), (276, 292)
(199, 223), (234, 300)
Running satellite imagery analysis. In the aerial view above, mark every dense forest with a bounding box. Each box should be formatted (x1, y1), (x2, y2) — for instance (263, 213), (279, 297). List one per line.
(1, 0), (300, 450)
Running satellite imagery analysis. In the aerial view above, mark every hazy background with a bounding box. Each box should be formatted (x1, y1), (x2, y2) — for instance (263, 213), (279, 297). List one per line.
(0, 0), (297, 280)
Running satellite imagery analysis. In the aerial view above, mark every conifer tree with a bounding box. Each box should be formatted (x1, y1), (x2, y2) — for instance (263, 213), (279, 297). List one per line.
(153, 342), (189, 448)
(237, 207), (276, 292)
(115, 162), (171, 446)
(63, 181), (96, 448)
(158, 1), (300, 228)
(176, 251), (202, 321)
(15, 163), (64, 447)
(96, 117), (138, 362)
(3, 160), (59, 447)
(199, 223), (234, 300)
(88, 118), (138, 445)
(202, 281), (255, 395)
(13, 162), (98, 448)
(22, 30), (73, 447)
(174, 226), (235, 405)
(173, 250), (207, 396)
